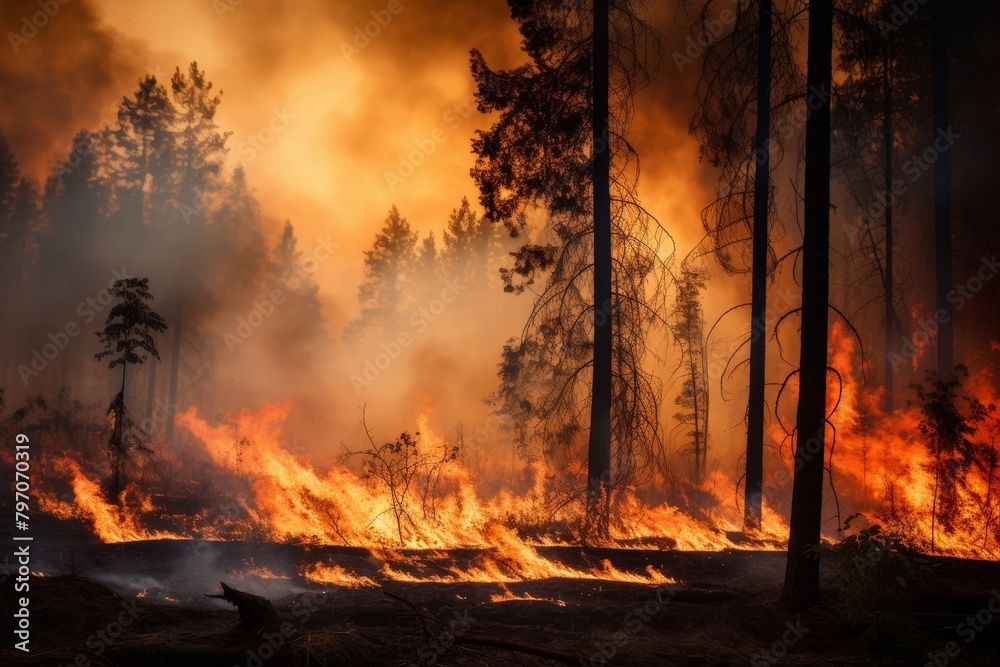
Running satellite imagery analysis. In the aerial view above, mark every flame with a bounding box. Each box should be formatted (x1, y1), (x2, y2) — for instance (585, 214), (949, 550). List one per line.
(38, 324), (999, 581)
(243, 565), (283, 580)
(37, 459), (179, 543)
(490, 584), (566, 605)
(301, 563), (378, 588)
(36, 397), (778, 587)
(815, 322), (1000, 558)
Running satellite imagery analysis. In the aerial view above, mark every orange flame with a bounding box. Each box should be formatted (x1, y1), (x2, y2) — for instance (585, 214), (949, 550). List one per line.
(38, 459), (179, 542)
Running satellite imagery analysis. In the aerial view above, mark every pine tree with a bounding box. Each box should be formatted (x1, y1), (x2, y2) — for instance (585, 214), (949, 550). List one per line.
(170, 61), (231, 226)
(0, 131), (23, 385)
(266, 221), (327, 367)
(346, 205), (418, 338)
(672, 264), (709, 484)
(472, 0), (668, 532)
(111, 75), (175, 229)
(162, 63), (229, 441)
(94, 278), (167, 500)
(441, 197), (511, 299)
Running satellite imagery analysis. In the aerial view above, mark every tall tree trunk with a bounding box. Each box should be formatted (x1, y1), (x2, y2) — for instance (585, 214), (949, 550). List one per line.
(933, 0), (953, 378)
(883, 44), (895, 413)
(745, 0), (772, 530)
(165, 304), (183, 441)
(780, 0), (832, 613)
(588, 0), (613, 529)
(690, 351), (703, 484)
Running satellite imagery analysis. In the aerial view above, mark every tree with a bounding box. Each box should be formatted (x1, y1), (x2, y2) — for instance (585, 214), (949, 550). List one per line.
(207, 165), (269, 302)
(94, 278), (167, 500)
(781, 0), (833, 613)
(672, 263), (709, 484)
(164, 62), (230, 441)
(266, 220), (328, 368)
(3, 177), (42, 384)
(590, 0), (613, 520)
(414, 231), (442, 299)
(833, 1), (931, 414)
(346, 206), (418, 339)
(471, 0), (667, 534)
(745, 0), (772, 529)
(170, 61), (230, 224)
(909, 367), (992, 552)
(441, 196), (511, 295)
(111, 75), (175, 231)
(40, 129), (113, 388)
(932, 0), (953, 379)
(686, 0), (802, 529)
(0, 130), (21, 389)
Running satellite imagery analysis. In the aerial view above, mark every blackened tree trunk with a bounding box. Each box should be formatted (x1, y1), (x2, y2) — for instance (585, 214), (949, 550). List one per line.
(588, 0), (613, 526)
(781, 0), (832, 613)
(745, 0), (772, 530)
(933, 0), (953, 378)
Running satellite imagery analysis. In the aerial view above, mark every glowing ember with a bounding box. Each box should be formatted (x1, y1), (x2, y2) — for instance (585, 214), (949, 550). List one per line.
(490, 584), (566, 605)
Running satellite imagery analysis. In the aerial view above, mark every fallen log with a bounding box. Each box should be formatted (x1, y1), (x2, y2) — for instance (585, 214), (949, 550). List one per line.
(206, 581), (281, 628)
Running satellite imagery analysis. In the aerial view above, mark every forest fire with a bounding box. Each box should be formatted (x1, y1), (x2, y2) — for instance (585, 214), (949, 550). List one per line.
(34, 323), (998, 572)
(3, 0), (1000, 663)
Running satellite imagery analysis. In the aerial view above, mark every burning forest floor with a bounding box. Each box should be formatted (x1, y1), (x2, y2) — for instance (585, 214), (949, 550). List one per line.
(2, 516), (1000, 666)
